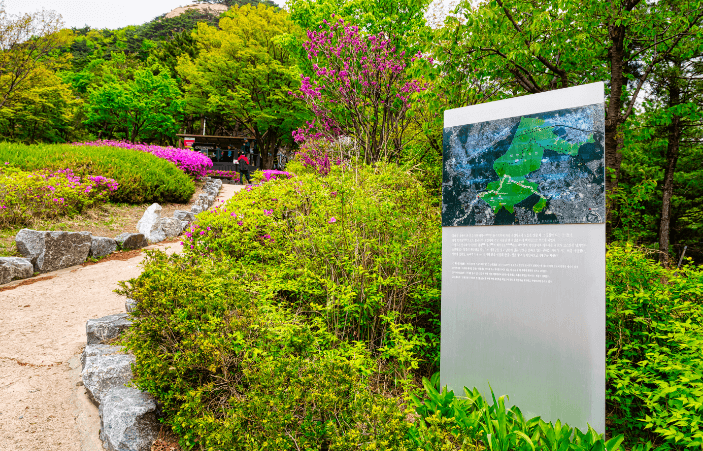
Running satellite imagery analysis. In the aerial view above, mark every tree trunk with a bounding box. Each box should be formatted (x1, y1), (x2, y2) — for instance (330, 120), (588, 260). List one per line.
(254, 130), (279, 170)
(130, 123), (139, 143)
(659, 72), (682, 267)
(605, 20), (627, 240)
(261, 149), (277, 170)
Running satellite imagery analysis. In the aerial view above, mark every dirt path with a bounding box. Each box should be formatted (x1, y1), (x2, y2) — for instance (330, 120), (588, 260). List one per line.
(0, 184), (241, 451)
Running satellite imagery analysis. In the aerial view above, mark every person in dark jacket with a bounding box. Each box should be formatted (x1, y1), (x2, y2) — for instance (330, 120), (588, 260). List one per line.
(237, 152), (252, 185)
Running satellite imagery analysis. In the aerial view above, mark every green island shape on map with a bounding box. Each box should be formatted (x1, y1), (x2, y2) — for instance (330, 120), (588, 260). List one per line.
(479, 117), (594, 214)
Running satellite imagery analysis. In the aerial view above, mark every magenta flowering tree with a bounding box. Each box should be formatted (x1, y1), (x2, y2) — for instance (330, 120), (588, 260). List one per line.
(295, 139), (333, 175)
(294, 18), (427, 164)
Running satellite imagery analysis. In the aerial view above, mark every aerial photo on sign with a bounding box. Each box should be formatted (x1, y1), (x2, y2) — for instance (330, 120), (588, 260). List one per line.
(443, 104), (605, 227)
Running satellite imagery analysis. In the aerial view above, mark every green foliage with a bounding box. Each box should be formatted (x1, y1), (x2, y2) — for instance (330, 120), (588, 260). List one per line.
(620, 95), (703, 262)
(411, 376), (625, 451)
(607, 244), (703, 448)
(0, 10), (74, 111)
(178, 4), (309, 168)
(0, 67), (84, 144)
(151, 30), (198, 79)
(188, 160), (442, 375)
(66, 8), (223, 69)
(84, 56), (185, 143)
(0, 142), (194, 204)
(287, 0), (429, 58)
(0, 11), (82, 145)
(607, 177), (659, 244)
(117, 252), (413, 450)
(443, 0), (604, 94)
(116, 162), (444, 448)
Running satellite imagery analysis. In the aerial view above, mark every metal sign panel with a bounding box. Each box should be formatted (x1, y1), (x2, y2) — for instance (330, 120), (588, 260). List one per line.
(441, 83), (605, 432)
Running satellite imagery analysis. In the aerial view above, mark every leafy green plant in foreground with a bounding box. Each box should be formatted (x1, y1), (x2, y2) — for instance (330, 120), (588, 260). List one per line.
(119, 161), (444, 449)
(410, 375), (624, 451)
(186, 160), (442, 378)
(118, 252), (413, 450)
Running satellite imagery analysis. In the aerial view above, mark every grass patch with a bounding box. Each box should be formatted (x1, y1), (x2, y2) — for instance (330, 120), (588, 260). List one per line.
(0, 142), (195, 204)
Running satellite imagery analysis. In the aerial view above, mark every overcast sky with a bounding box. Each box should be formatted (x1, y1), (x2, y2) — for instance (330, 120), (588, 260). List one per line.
(3, 0), (285, 30)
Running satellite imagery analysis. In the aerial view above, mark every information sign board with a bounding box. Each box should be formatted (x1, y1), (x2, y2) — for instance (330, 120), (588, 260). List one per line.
(441, 83), (605, 432)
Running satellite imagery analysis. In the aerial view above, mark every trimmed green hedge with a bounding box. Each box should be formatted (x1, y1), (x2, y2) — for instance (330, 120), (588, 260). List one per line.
(0, 142), (195, 204)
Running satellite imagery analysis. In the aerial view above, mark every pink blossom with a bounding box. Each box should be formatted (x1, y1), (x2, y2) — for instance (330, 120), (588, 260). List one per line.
(294, 20), (427, 159)
(73, 140), (213, 179)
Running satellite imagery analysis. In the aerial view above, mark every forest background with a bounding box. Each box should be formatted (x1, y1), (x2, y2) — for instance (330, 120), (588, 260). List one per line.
(1, 0), (701, 264)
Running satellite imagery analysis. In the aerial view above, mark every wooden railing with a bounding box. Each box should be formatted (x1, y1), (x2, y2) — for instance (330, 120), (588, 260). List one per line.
(212, 163), (239, 171)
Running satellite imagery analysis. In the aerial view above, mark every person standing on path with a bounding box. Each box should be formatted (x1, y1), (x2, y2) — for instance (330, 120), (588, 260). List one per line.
(237, 151), (252, 185)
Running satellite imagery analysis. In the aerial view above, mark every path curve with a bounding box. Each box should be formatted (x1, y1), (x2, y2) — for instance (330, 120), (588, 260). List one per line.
(0, 184), (241, 451)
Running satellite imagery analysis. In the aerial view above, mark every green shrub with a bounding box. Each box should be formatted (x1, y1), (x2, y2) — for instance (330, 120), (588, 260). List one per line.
(186, 161), (442, 377)
(118, 249), (625, 451)
(118, 251), (413, 450)
(119, 162), (444, 449)
(607, 244), (703, 449)
(0, 142), (194, 203)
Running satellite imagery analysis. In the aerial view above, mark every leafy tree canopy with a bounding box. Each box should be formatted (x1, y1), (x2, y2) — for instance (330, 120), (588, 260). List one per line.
(65, 8), (224, 70)
(0, 8), (74, 110)
(85, 54), (185, 143)
(177, 4), (310, 168)
(0, 66), (82, 144)
(287, 0), (430, 60)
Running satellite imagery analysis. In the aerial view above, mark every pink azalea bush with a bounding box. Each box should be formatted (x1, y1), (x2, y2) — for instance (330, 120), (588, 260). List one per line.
(242, 170), (295, 192)
(0, 163), (119, 227)
(74, 140), (213, 178)
(261, 170), (293, 182)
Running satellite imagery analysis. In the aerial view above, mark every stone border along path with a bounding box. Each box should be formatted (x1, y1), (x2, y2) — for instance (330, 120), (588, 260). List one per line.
(1, 178), (224, 286)
(0, 183), (242, 451)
